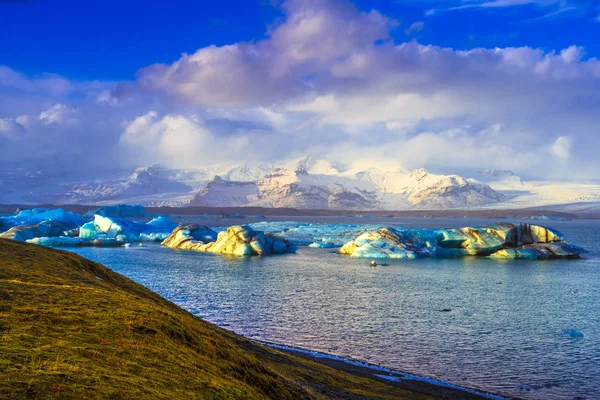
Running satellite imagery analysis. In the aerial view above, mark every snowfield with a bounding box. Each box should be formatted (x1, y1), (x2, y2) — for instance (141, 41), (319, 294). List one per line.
(0, 157), (598, 211)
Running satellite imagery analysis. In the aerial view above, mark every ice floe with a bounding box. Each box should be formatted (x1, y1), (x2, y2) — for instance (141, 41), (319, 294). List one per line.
(79, 214), (177, 242)
(162, 225), (294, 256)
(248, 221), (388, 247)
(0, 220), (80, 242)
(340, 223), (584, 260)
(28, 236), (122, 247)
(0, 208), (84, 233)
(562, 329), (584, 339)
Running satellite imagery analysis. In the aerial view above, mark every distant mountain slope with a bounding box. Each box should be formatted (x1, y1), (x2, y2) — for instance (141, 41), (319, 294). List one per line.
(1, 158), (598, 210)
(190, 176), (259, 207)
(191, 167), (504, 210)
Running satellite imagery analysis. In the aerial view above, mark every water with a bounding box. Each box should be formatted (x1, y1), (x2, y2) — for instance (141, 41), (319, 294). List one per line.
(68, 218), (600, 399)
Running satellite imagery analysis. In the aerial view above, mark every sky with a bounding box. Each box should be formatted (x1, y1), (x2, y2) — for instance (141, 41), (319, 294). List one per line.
(1, 0), (599, 178)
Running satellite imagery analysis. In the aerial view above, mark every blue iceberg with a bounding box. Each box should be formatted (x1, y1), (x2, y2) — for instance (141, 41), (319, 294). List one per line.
(562, 329), (584, 339)
(79, 214), (177, 242)
(28, 236), (122, 248)
(0, 220), (80, 242)
(0, 208), (84, 234)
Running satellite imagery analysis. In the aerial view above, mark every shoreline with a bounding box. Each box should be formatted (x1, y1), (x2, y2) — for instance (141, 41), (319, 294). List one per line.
(258, 340), (513, 400)
(1, 202), (600, 220)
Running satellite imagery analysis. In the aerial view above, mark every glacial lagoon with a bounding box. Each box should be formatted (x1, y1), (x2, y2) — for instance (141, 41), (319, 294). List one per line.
(65, 217), (600, 399)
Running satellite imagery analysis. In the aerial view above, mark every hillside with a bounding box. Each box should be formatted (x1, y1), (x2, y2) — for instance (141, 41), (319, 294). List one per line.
(0, 240), (486, 399)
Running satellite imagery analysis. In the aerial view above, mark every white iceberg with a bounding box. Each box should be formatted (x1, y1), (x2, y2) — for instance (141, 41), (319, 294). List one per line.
(79, 214), (177, 242)
(162, 225), (294, 256)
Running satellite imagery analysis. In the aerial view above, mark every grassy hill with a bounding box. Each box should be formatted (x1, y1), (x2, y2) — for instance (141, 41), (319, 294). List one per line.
(0, 239), (485, 399)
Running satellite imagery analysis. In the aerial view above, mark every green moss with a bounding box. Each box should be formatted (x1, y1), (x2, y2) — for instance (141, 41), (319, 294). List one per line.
(0, 239), (441, 399)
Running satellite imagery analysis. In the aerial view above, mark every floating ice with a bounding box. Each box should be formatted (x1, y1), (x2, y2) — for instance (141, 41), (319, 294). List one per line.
(340, 223), (583, 260)
(162, 225), (294, 256)
(308, 239), (337, 248)
(0, 220), (80, 242)
(79, 214), (177, 242)
(27, 236), (122, 247)
(563, 329), (584, 338)
(340, 227), (432, 259)
(0, 208), (84, 234)
(249, 221), (392, 247)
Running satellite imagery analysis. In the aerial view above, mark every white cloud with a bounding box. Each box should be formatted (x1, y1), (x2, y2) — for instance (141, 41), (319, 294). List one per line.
(0, 0), (599, 178)
(39, 104), (80, 125)
(119, 112), (275, 169)
(133, 0), (396, 108)
(550, 136), (572, 160)
(0, 118), (26, 140)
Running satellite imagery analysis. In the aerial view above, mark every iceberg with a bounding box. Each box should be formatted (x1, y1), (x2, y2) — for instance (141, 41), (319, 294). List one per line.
(340, 227), (432, 259)
(79, 214), (177, 242)
(340, 223), (583, 260)
(27, 236), (122, 248)
(308, 239), (338, 248)
(248, 221), (388, 247)
(0, 208), (84, 234)
(162, 225), (294, 256)
(83, 204), (146, 219)
(0, 220), (80, 242)
(562, 329), (584, 339)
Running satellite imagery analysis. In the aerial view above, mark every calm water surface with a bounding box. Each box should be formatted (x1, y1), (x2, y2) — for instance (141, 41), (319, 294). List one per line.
(70, 218), (600, 399)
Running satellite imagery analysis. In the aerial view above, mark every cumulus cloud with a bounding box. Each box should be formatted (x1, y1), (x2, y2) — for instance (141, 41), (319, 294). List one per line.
(132, 0), (396, 108)
(39, 104), (80, 125)
(0, 0), (599, 179)
(119, 111), (282, 169)
(550, 136), (572, 160)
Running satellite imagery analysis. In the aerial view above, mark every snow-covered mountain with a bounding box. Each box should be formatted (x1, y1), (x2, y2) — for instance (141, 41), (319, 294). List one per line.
(191, 166), (505, 210)
(190, 176), (259, 207)
(1, 158), (598, 211)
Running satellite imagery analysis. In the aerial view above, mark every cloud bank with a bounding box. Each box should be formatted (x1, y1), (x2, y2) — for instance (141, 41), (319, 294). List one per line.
(1, 0), (599, 178)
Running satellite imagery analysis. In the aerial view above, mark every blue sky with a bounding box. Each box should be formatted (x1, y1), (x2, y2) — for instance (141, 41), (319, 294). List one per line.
(2, 0), (599, 80)
(1, 0), (599, 177)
